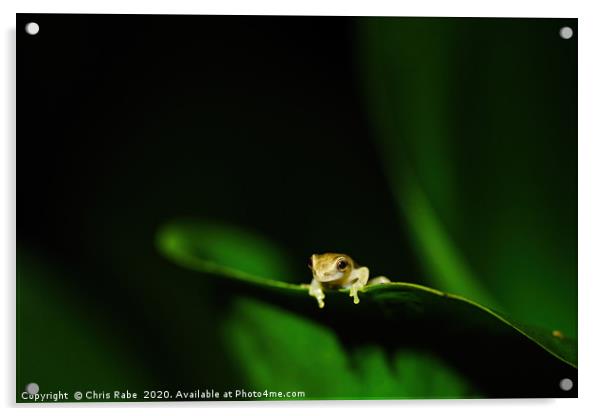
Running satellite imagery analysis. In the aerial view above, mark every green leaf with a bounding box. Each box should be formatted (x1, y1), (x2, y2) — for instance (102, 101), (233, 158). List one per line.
(156, 219), (577, 398)
(223, 296), (473, 399)
(355, 18), (577, 337)
(16, 249), (150, 401)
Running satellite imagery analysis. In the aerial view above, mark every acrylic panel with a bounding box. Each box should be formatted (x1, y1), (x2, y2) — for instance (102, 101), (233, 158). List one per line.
(17, 13), (577, 402)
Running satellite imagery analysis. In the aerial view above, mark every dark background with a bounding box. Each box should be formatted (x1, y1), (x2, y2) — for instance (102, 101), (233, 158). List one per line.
(17, 14), (577, 399)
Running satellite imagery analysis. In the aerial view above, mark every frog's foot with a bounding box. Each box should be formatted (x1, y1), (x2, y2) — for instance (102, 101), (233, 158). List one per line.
(349, 284), (362, 304)
(367, 276), (390, 285)
(313, 294), (325, 309)
(309, 287), (326, 309)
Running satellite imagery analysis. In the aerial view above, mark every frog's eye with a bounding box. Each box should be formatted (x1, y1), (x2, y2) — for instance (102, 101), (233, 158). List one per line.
(336, 258), (348, 271)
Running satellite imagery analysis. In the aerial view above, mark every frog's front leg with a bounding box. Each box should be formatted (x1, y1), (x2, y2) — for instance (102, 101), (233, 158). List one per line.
(367, 276), (390, 285)
(308, 277), (326, 309)
(349, 267), (369, 304)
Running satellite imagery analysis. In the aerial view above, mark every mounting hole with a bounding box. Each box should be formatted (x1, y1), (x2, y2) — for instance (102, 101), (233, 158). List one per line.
(559, 26), (573, 40)
(25, 22), (40, 35)
(559, 378), (573, 391)
(25, 382), (39, 394)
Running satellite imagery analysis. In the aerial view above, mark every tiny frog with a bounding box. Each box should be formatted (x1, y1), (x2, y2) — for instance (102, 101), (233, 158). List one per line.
(306, 253), (390, 308)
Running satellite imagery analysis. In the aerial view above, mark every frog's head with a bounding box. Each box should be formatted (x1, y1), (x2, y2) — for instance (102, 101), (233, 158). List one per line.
(308, 253), (354, 282)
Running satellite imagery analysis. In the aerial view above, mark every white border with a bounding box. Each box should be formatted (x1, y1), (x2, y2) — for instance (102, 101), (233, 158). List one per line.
(2, 1), (601, 415)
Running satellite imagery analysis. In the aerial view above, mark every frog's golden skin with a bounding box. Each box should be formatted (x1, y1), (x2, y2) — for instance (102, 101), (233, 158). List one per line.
(306, 253), (390, 308)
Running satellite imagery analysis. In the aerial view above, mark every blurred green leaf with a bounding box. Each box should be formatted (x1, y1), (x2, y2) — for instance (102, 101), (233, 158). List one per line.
(16, 250), (149, 401)
(356, 18), (577, 337)
(223, 296), (472, 399)
(157, 219), (577, 398)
